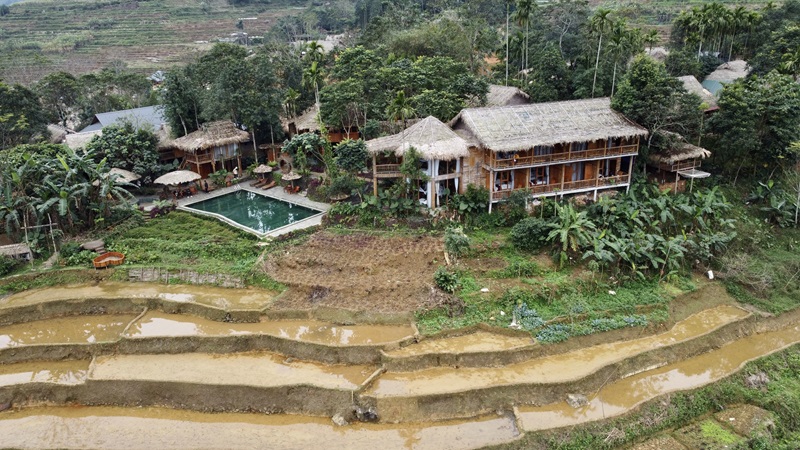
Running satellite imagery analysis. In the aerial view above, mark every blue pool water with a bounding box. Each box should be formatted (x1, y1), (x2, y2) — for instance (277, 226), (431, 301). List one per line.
(184, 191), (319, 233)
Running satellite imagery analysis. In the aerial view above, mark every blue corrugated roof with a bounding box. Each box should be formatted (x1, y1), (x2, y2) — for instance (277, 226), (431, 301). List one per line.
(701, 80), (724, 96)
(80, 105), (165, 133)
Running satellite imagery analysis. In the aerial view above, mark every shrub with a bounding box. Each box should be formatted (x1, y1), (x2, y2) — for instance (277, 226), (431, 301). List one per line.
(444, 227), (470, 259)
(59, 242), (83, 260)
(434, 266), (459, 293)
(65, 250), (96, 267)
(0, 255), (19, 276)
(510, 217), (551, 252)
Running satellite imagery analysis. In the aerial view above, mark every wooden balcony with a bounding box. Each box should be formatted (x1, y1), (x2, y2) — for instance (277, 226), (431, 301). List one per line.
(491, 175), (629, 201)
(375, 164), (402, 178)
(487, 145), (639, 170)
(184, 153), (214, 165)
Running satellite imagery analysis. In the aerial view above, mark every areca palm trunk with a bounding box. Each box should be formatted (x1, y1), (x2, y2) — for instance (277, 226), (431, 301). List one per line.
(591, 34), (602, 98)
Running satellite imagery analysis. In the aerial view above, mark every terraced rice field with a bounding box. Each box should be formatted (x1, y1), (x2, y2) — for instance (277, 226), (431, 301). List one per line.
(0, 0), (303, 83)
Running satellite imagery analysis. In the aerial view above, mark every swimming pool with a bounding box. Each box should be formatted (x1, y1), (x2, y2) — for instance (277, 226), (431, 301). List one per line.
(182, 190), (321, 235)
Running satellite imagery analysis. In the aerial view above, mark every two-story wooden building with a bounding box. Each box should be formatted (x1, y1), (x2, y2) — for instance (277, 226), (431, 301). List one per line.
(450, 98), (648, 209)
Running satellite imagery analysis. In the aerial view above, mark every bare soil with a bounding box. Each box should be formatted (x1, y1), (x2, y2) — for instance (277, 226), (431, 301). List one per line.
(264, 232), (445, 313)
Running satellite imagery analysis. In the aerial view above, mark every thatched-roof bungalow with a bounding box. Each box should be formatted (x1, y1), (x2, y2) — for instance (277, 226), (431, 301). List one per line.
(648, 131), (711, 192)
(450, 98), (647, 207)
(171, 121), (250, 178)
(366, 116), (469, 208)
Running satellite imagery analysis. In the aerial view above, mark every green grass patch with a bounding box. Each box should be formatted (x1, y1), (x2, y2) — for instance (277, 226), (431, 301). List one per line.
(104, 211), (262, 275)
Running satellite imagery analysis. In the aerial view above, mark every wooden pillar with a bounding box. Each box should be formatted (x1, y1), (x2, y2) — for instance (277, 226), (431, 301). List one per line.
(488, 169), (494, 214)
(628, 156), (635, 194)
(372, 154), (378, 196)
(560, 164), (566, 191)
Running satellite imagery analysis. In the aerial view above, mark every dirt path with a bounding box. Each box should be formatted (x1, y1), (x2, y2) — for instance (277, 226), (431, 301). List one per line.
(264, 232), (444, 313)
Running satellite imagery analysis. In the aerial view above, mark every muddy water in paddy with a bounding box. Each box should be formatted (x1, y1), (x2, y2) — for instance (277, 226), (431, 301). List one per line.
(367, 305), (749, 397)
(387, 331), (533, 358)
(0, 282), (276, 311)
(126, 311), (414, 345)
(0, 406), (518, 449)
(0, 360), (89, 387)
(518, 323), (800, 431)
(0, 315), (135, 348)
(90, 353), (374, 390)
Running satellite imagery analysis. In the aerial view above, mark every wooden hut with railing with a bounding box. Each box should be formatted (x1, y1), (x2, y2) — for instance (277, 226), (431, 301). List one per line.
(172, 121), (250, 178)
(648, 131), (711, 192)
(366, 116), (469, 208)
(449, 98), (648, 210)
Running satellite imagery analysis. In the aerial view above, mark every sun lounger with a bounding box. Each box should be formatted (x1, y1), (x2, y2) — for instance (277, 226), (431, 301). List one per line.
(261, 181), (276, 190)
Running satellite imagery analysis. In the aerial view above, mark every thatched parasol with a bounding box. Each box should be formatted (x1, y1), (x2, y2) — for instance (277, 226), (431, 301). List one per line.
(282, 171), (301, 190)
(253, 164), (273, 174)
(93, 168), (141, 186)
(154, 170), (201, 186)
(107, 168), (141, 183)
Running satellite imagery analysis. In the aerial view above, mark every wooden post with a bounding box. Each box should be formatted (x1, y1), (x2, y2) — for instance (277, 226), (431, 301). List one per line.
(372, 154), (378, 196)
(488, 170), (494, 213)
(560, 164), (566, 191)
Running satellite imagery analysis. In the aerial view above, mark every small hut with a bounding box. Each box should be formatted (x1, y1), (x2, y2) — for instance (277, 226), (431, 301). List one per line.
(484, 84), (530, 107)
(282, 104), (359, 143)
(171, 121), (250, 178)
(677, 75), (718, 112)
(648, 131), (711, 192)
(366, 116), (469, 208)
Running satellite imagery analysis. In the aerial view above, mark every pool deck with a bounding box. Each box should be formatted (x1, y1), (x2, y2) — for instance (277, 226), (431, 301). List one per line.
(175, 181), (330, 239)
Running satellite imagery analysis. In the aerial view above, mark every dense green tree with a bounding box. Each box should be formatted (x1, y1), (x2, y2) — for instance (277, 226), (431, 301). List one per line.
(522, 44), (570, 102)
(83, 121), (161, 181)
(35, 72), (81, 128)
(0, 82), (48, 150)
(612, 56), (703, 164)
(750, 25), (800, 77)
(707, 71), (800, 182)
(333, 139), (368, 174)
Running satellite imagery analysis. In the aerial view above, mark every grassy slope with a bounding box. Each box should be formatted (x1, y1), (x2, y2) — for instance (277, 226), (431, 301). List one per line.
(0, 0), (307, 83)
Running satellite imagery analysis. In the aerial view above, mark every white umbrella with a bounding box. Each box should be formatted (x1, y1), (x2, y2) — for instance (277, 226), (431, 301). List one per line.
(253, 164), (273, 174)
(153, 170), (201, 186)
(282, 171), (302, 191)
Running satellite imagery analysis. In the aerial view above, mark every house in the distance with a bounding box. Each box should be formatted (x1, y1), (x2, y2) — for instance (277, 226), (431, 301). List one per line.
(647, 131), (711, 193)
(450, 98), (648, 209)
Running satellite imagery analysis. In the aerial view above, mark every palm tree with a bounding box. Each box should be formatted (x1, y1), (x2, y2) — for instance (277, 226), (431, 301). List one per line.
(303, 61), (324, 107)
(305, 41), (325, 65)
(284, 88), (300, 119)
(512, 0), (535, 74)
(607, 22), (638, 97)
(781, 47), (800, 81)
(385, 91), (415, 130)
(590, 8), (614, 98)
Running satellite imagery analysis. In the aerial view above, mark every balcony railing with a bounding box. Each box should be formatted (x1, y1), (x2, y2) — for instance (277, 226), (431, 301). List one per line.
(375, 164), (402, 178)
(184, 153), (214, 165)
(491, 175), (629, 201)
(488, 145), (638, 170)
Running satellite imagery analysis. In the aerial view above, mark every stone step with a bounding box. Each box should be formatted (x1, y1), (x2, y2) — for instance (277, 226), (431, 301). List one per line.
(0, 406), (520, 450)
(361, 305), (753, 422)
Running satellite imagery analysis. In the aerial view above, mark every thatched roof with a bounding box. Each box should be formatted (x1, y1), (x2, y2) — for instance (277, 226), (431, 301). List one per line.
(170, 121), (250, 153)
(677, 75), (717, 109)
(648, 131), (711, 165)
(47, 124), (68, 144)
(705, 60), (750, 83)
(283, 104), (320, 133)
(450, 98), (648, 153)
(366, 116), (469, 161)
(65, 130), (102, 150)
(485, 85), (530, 107)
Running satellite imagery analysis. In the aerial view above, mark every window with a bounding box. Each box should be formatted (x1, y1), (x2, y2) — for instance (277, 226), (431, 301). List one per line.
(570, 162), (584, 181)
(494, 171), (513, 191)
(533, 145), (553, 156)
(530, 167), (549, 185)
